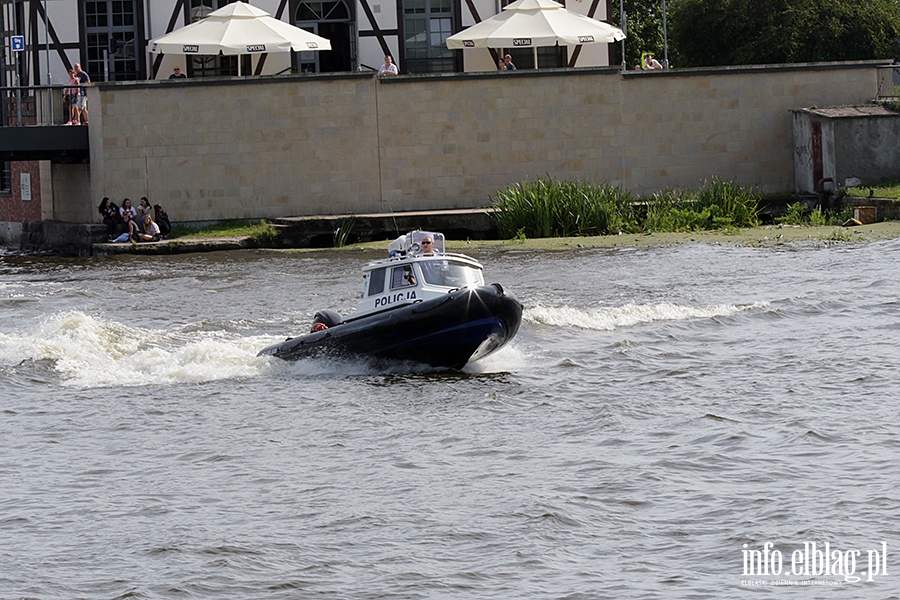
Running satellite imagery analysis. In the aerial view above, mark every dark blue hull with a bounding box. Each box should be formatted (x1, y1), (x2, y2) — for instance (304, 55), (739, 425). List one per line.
(258, 284), (523, 370)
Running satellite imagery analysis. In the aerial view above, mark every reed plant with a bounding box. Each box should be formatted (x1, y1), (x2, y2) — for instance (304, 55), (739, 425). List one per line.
(642, 179), (760, 232)
(333, 218), (356, 247)
(492, 176), (761, 239)
(491, 177), (637, 239)
(689, 177), (761, 229)
(642, 189), (698, 232)
(777, 202), (836, 226)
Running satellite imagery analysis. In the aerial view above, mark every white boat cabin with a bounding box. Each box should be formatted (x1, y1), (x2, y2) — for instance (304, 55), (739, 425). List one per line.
(357, 231), (485, 317)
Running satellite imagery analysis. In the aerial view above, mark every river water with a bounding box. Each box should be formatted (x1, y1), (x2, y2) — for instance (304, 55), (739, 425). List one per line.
(1, 239), (898, 599)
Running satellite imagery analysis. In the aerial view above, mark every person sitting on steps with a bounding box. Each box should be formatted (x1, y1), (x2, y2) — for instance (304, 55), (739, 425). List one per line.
(137, 214), (161, 243)
(112, 212), (139, 243)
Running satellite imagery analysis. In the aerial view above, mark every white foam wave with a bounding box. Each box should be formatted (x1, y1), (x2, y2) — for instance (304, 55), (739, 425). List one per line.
(0, 311), (276, 389)
(525, 301), (767, 331)
(463, 343), (531, 374)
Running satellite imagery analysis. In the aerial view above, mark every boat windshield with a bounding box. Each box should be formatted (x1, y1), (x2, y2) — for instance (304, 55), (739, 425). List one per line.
(419, 259), (483, 288)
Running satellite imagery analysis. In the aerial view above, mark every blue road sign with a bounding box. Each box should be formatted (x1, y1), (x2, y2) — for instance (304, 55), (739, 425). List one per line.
(11, 35), (25, 52)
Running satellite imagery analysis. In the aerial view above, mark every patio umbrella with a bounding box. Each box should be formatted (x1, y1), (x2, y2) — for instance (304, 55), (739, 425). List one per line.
(149, 2), (331, 76)
(445, 0), (625, 68)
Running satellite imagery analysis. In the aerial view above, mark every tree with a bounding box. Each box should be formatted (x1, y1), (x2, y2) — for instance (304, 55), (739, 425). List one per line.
(611, 1), (668, 69)
(668, 0), (900, 68)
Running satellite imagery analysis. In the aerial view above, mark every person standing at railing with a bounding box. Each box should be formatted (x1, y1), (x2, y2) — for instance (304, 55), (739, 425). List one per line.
(65, 69), (80, 125)
(74, 63), (91, 125)
(378, 55), (398, 77)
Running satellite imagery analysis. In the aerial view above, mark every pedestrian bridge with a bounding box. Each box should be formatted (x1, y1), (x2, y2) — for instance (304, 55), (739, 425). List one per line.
(1, 85), (90, 163)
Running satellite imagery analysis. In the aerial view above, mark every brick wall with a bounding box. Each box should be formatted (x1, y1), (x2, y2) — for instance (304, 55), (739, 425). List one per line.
(0, 161), (42, 222)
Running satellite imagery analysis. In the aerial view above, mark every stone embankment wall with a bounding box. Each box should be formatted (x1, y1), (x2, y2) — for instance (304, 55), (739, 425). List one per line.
(69, 60), (883, 225)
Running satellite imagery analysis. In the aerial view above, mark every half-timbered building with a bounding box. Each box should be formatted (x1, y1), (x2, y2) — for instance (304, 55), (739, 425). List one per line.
(2, 0), (617, 86)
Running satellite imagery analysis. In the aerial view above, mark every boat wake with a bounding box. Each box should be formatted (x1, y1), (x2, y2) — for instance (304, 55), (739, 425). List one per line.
(0, 303), (761, 388)
(0, 310), (528, 388)
(524, 301), (768, 331)
(0, 311), (277, 389)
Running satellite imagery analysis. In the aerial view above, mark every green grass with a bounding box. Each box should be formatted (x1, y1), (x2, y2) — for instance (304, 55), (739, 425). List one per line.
(844, 178), (900, 200)
(169, 219), (278, 243)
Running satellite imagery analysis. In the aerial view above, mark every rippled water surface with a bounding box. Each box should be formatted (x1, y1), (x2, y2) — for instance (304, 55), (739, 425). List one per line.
(1, 240), (898, 599)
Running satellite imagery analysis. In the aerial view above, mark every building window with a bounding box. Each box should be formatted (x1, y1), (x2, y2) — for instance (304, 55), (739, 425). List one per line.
(507, 47), (563, 70)
(403, 0), (454, 73)
(85, 0), (140, 81)
(297, 0), (350, 22)
(294, 0), (353, 73)
(1, 162), (10, 193)
(188, 0), (243, 77)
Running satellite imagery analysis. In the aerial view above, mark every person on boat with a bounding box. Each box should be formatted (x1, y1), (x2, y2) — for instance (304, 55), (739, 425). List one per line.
(391, 265), (416, 288)
(418, 237), (449, 284)
(421, 236), (438, 256)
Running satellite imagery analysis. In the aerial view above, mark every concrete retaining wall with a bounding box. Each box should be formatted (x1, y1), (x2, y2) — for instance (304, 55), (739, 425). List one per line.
(20, 221), (107, 256)
(82, 61), (883, 225)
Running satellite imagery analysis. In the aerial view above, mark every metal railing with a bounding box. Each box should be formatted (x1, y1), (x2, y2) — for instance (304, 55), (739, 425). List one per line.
(876, 65), (900, 101)
(2, 85), (78, 127)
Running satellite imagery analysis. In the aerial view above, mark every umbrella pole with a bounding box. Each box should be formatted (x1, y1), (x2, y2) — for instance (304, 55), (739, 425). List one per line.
(533, 47), (538, 69)
(239, 55), (242, 77)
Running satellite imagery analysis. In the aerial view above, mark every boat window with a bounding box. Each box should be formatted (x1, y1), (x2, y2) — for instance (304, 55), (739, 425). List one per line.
(391, 266), (417, 289)
(367, 268), (386, 296)
(419, 260), (483, 287)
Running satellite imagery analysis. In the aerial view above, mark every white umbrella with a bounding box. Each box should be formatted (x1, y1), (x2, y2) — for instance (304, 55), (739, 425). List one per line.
(445, 0), (625, 68)
(149, 2), (331, 76)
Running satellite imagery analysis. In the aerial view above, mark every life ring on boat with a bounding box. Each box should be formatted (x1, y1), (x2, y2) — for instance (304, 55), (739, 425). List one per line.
(310, 322), (329, 332)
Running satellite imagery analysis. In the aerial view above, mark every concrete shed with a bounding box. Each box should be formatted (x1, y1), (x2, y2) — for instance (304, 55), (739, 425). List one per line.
(791, 105), (900, 194)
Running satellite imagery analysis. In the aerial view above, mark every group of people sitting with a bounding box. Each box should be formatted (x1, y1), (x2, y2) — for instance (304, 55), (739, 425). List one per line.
(99, 196), (172, 243)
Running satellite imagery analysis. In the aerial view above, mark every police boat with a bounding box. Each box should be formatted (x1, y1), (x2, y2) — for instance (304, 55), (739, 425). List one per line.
(258, 230), (523, 370)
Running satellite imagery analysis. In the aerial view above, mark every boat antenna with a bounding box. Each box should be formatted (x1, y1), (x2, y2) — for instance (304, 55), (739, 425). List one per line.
(375, 79), (400, 237)
(385, 198), (400, 237)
